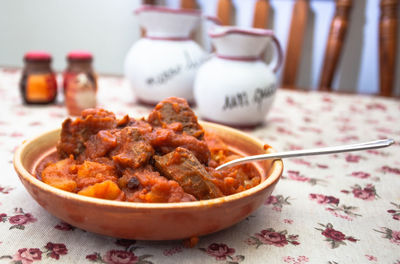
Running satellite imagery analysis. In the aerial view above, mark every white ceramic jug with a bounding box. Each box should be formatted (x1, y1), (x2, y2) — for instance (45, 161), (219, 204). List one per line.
(194, 26), (283, 126)
(124, 6), (218, 105)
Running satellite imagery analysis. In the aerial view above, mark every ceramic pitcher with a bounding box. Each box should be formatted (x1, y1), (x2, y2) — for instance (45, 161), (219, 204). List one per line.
(193, 26), (283, 126)
(124, 6), (218, 105)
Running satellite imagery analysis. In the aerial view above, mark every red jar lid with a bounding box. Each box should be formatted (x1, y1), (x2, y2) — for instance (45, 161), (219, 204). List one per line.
(67, 51), (93, 60)
(24, 51), (52, 61)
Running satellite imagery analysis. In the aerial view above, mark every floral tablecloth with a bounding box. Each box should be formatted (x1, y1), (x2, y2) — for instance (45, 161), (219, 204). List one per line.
(0, 68), (399, 264)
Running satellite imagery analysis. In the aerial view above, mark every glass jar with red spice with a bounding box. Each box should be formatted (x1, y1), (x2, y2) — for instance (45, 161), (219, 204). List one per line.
(63, 51), (97, 116)
(20, 51), (58, 104)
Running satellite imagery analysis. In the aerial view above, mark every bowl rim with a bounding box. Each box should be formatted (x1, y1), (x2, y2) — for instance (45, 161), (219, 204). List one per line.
(13, 121), (283, 210)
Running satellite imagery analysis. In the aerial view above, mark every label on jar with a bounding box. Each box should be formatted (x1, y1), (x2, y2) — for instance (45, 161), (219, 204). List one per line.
(65, 73), (96, 115)
(26, 74), (57, 102)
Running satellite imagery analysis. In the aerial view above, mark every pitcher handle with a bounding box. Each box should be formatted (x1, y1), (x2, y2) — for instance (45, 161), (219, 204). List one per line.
(268, 34), (284, 73)
(203, 15), (222, 25)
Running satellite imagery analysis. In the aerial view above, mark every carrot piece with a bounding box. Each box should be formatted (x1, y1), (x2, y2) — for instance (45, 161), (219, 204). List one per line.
(183, 236), (199, 248)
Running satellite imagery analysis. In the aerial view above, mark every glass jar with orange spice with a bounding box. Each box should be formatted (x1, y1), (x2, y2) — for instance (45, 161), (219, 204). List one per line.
(20, 51), (58, 104)
(63, 51), (97, 116)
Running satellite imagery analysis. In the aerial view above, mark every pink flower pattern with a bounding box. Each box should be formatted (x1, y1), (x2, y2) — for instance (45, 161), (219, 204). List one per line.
(1, 242), (68, 263)
(309, 193), (361, 219)
(1, 208), (37, 230)
(103, 250), (138, 264)
(12, 248), (42, 264)
(202, 243), (235, 260)
(381, 166), (400, 175)
(350, 171), (370, 179)
(287, 170), (309, 182)
(163, 246), (183, 256)
(0, 185), (14, 194)
(283, 170), (326, 185)
(309, 193), (339, 205)
(315, 223), (358, 248)
(345, 154), (362, 163)
(0, 213), (7, 222)
(284, 219), (294, 224)
(350, 184), (379, 200)
(265, 195), (291, 211)
(200, 243), (244, 263)
(44, 242), (68, 260)
(9, 214), (36, 226)
(247, 228), (300, 248)
(390, 231), (400, 245)
(365, 254), (377, 261)
(85, 239), (152, 264)
(374, 227), (400, 246)
(283, 255), (310, 264)
(54, 221), (75, 231)
(387, 202), (400, 221)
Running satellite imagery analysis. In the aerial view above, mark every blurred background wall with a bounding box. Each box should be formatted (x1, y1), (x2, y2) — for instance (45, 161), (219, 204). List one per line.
(0, 0), (399, 95)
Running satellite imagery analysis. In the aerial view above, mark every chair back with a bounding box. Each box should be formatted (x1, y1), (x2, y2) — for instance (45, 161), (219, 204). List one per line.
(141, 0), (399, 97)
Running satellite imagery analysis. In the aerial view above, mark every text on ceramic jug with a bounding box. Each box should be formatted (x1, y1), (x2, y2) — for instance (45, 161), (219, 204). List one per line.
(222, 84), (276, 111)
(146, 51), (206, 86)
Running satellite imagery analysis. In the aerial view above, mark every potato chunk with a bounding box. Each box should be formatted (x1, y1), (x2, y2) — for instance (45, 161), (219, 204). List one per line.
(78, 180), (122, 200)
(76, 160), (118, 190)
(41, 157), (77, 192)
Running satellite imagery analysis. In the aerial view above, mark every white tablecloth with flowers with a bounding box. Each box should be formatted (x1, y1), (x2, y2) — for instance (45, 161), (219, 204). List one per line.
(0, 68), (399, 264)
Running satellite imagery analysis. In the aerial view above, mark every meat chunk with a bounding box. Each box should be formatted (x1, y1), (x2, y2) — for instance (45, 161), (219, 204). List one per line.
(148, 97), (204, 139)
(153, 147), (222, 200)
(148, 128), (210, 164)
(109, 127), (154, 169)
(81, 130), (118, 160)
(57, 108), (117, 158)
(128, 118), (153, 135)
(119, 167), (196, 203)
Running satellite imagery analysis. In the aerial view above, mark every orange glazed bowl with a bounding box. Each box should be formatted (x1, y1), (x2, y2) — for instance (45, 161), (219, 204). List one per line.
(13, 121), (283, 240)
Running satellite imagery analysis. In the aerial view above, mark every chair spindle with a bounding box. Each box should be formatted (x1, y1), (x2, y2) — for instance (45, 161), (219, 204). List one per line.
(379, 0), (398, 97)
(281, 0), (309, 89)
(318, 0), (353, 91)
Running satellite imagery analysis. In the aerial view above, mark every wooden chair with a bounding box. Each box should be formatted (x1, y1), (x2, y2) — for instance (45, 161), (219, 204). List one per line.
(213, 0), (356, 93)
(273, 0), (355, 92)
(281, 0), (309, 90)
(318, 0), (352, 91)
(379, 0), (398, 97)
(142, 0), (399, 97)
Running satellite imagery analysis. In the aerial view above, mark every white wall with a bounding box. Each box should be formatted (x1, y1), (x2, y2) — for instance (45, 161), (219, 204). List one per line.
(0, 0), (141, 75)
(1, 0), (399, 95)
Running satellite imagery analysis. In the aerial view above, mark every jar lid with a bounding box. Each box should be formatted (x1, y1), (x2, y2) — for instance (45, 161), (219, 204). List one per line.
(24, 51), (52, 61)
(67, 51), (93, 60)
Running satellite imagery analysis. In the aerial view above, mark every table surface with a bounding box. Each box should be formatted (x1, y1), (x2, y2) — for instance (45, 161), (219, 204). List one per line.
(0, 68), (399, 264)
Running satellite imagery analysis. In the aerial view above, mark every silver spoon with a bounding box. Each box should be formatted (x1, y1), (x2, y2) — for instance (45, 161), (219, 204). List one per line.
(216, 138), (395, 170)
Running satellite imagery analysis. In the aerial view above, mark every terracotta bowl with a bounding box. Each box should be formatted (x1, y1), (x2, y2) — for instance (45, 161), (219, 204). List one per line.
(13, 121), (283, 240)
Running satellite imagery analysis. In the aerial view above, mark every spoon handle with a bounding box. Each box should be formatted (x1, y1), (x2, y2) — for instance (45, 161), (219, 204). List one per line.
(216, 138), (395, 170)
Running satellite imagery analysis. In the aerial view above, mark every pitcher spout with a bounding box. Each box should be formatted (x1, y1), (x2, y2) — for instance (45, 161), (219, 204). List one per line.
(209, 26), (283, 71)
(135, 6), (203, 39)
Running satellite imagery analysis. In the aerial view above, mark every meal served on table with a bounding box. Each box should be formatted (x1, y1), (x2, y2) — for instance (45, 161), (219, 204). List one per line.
(36, 97), (260, 202)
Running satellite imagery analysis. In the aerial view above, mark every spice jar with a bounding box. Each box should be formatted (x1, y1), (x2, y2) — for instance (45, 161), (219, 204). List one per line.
(63, 51), (97, 116)
(20, 51), (58, 104)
